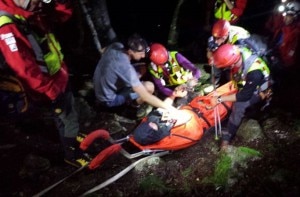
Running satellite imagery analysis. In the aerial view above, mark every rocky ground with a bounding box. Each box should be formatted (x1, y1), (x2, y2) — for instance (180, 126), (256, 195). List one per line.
(1, 72), (300, 197)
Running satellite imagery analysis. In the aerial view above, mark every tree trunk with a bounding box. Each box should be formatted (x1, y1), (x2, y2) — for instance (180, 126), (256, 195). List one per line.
(167, 0), (185, 49)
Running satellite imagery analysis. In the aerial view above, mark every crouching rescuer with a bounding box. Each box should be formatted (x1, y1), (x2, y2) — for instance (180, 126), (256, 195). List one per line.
(210, 44), (273, 150)
(0, 0), (89, 167)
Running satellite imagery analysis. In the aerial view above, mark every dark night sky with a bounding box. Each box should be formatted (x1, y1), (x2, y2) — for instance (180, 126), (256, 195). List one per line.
(106, 0), (177, 44)
(106, 0), (277, 44)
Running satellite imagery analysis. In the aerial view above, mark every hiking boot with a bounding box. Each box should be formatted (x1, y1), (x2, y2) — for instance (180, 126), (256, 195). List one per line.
(62, 137), (91, 168)
(220, 140), (230, 151)
(136, 104), (153, 119)
(64, 148), (91, 168)
(76, 132), (87, 143)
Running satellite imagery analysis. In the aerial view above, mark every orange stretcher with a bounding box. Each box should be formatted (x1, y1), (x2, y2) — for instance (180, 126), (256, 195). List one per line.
(80, 81), (237, 170)
(34, 81), (237, 196)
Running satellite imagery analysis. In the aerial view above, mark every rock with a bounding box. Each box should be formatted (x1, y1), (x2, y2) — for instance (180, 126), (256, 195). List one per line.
(237, 119), (264, 141)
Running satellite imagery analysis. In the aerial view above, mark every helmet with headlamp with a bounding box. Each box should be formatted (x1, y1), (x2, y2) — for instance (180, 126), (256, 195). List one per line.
(277, 1), (300, 18)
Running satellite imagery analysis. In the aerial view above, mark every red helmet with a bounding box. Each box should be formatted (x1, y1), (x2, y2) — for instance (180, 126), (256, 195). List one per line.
(212, 44), (241, 68)
(212, 19), (230, 38)
(149, 43), (168, 65)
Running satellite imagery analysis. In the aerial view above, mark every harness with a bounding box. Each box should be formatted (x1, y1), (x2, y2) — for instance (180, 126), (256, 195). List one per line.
(0, 10), (63, 75)
(148, 52), (193, 86)
(232, 47), (272, 94)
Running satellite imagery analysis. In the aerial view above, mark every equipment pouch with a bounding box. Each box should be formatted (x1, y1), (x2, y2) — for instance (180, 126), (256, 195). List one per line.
(0, 74), (28, 116)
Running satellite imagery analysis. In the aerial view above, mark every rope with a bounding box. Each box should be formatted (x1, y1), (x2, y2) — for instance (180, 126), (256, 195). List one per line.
(211, 66), (222, 140)
(213, 102), (222, 140)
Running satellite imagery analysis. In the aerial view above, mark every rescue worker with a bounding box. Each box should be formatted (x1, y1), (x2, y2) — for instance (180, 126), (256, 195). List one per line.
(214, 0), (248, 24)
(207, 19), (250, 86)
(0, 0), (88, 167)
(269, 1), (300, 68)
(267, 1), (300, 92)
(210, 44), (272, 150)
(148, 43), (201, 105)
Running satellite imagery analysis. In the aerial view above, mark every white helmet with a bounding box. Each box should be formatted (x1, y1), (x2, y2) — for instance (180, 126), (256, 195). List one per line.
(284, 1), (300, 17)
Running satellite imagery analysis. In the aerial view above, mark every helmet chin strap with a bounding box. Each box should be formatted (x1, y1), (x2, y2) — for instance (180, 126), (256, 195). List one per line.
(13, 0), (31, 10)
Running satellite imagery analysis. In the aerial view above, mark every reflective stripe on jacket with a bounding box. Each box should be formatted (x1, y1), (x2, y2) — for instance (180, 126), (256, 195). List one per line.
(148, 52), (193, 86)
(233, 47), (270, 91)
(168, 52), (192, 85)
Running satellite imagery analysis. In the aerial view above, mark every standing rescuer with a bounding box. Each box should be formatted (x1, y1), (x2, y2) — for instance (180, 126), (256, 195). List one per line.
(214, 0), (248, 24)
(210, 44), (272, 150)
(0, 0), (89, 167)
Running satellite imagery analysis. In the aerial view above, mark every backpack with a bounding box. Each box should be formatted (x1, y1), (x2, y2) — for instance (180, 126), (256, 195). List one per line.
(239, 34), (272, 64)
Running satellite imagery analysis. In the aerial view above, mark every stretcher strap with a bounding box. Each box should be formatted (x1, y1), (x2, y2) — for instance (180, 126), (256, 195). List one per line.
(80, 151), (169, 196)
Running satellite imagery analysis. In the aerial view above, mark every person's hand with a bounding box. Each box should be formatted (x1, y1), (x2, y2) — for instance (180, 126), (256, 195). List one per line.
(207, 96), (220, 109)
(187, 78), (198, 88)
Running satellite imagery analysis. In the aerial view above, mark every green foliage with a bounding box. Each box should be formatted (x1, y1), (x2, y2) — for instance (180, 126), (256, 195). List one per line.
(194, 63), (211, 84)
(182, 167), (192, 177)
(139, 175), (172, 193)
(212, 154), (232, 186)
(202, 147), (262, 189)
(193, 63), (211, 94)
(237, 147), (262, 157)
(292, 118), (300, 131)
(202, 154), (232, 187)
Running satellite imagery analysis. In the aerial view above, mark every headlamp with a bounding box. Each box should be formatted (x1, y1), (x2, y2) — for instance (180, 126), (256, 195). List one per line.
(278, 4), (285, 13)
(41, 0), (52, 3)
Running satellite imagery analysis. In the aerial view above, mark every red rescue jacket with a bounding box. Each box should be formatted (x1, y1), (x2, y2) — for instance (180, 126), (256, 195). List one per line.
(272, 21), (300, 67)
(0, 0), (72, 100)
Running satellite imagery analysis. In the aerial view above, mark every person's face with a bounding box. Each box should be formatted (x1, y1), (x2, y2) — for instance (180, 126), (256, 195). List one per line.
(14, 0), (43, 12)
(27, 0), (43, 12)
(214, 35), (228, 46)
(129, 47), (146, 61)
(283, 14), (294, 25)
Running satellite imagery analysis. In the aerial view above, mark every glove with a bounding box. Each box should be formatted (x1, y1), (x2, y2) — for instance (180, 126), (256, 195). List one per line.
(207, 36), (219, 52)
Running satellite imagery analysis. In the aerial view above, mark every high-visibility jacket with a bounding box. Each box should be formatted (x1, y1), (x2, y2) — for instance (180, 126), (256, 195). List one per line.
(148, 51), (200, 96)
(0, 0), (72, 100)
(149, 52), (193, 86)
(232, 47), (271, 92)
(228, 25), (250, 44)
(214, 0), (247, 24)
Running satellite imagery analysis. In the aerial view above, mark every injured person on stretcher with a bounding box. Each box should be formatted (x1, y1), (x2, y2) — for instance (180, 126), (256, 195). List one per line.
(133, 86), (192, 145)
